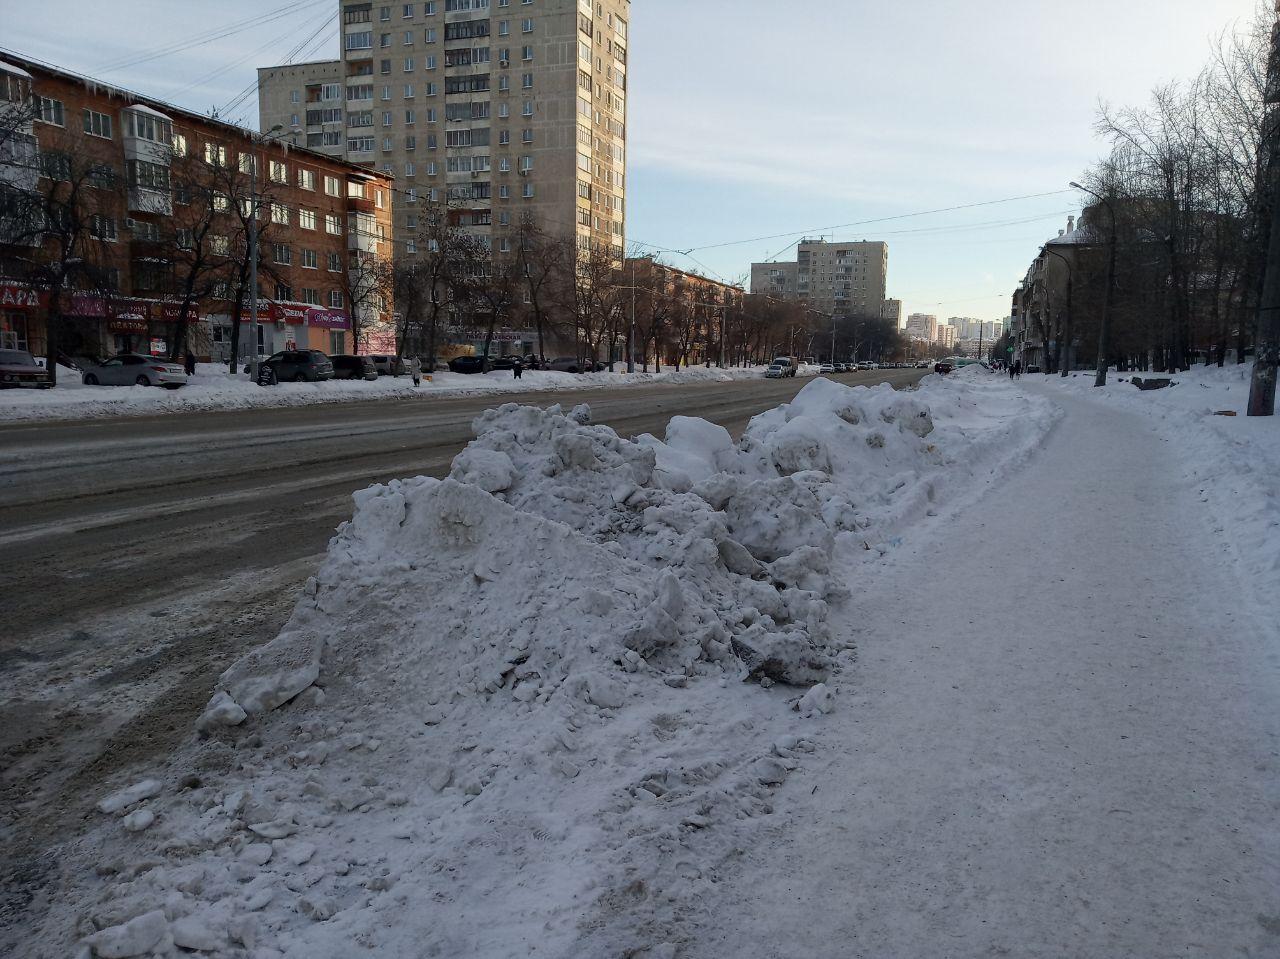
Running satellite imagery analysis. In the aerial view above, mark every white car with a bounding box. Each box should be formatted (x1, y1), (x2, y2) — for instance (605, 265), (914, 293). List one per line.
(819, 363), (835, 374)
(81, 353), (188, 389)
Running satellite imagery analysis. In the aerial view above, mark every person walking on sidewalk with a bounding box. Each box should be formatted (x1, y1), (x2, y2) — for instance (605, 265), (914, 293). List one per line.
(407, 355), (421, 387)
(513, 357), (523, 380)
(184, 350), (197, 377)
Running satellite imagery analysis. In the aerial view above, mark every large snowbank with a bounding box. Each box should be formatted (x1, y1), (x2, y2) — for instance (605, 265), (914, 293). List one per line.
(0, 363), (801, 423)
(1033, 364), (1279, 617)
(20, 370), (1056, 958)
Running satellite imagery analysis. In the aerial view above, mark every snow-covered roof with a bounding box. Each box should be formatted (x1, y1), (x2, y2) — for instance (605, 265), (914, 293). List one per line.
(0, 60), (33, 79)
(126, 103), (173, 121)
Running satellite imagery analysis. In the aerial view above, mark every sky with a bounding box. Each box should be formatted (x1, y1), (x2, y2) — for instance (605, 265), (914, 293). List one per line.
(2, 0), (1265, 325)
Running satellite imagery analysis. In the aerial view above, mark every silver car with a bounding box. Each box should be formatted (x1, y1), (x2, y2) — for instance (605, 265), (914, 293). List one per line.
(82, 354), (188, 389)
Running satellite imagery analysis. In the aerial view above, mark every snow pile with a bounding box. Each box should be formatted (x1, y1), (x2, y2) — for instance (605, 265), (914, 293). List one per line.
(0, 363), (801, 423)
(1035, 364), (1280, 616)
(20, 370), (1055, 958)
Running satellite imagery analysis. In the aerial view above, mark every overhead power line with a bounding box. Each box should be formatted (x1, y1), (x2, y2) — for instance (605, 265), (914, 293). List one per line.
(95, 0), (328, 74)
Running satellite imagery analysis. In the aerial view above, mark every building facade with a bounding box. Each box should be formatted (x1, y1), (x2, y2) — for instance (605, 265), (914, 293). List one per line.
(626, 257), (743, 366)
(904, 312), (937, 342)
(258, 0), (628, 265)
(881, 297), (902, 328)
(750, 239), (888, 319)
(0, 54), (394, 363)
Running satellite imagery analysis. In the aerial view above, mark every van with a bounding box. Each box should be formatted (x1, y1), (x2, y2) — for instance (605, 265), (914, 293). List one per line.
(770, 356), (798, 377)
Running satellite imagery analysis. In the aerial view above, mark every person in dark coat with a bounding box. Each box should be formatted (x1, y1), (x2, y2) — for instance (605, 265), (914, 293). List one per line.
(513, 357), (523, 379)
(184, 350), (197, 376)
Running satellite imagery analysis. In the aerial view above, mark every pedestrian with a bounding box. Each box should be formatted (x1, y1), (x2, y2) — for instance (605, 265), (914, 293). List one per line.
(408, 355), (421, 387)
(1014, 360), (1022, 379)
(513, 357), (523, 380)
(1008, 361), (1015, 380)
(184, 349), (196, 376)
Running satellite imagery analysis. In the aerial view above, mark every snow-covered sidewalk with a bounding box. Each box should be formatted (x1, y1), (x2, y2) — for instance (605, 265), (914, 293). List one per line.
(692, 385), (1280, 957)
(0, 363), (806, 423)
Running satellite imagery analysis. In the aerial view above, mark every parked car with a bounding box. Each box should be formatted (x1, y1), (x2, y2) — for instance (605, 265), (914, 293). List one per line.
(82, 353), (188, 388)
(819, 363), (835, 374)
(369, 354), (406, 376)
(522, 354), (547, 370)
(449, 355), (491, 374)
(330, 354), (378, 381)
(548, 356), (587, 373)
(933, 361), (955, 374)
(769, 356), (798, 377)
(0, 349), (53, 389)
(261, 350), (334, 382)
(490, 355), (524, 370)
(916, 360), (932, 368)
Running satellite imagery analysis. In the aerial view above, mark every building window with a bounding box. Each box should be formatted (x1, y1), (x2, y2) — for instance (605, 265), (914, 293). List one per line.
(521, 17), (533, 32)
(269, 160), (288, 184)
(299, 209), (317, 230)
(271, 203), (290, 225)
(326, 214), (342, 235)
(329, 290), (344, 309)
(521, 73), (533, 89)
(325, 175), (342, 196)
(273, 243), (292, 265)
(521, 128), (532, 143)
(211, 234), (229, 256)
(346, 31), (374, 50)
(403, 2), (414, 16)
(82, 109), (113, 139)
(498, 130), (510, 145)
(276, 283), (293, 301)
(302, 249), (319, 269)
(328, 252), (343, 272)
(301, 288), (321, 305)
(522, 183), (533, 198)
(298, 169), (316, 190)
(90, 215), (118, 241)
(36, 97), (64, 126)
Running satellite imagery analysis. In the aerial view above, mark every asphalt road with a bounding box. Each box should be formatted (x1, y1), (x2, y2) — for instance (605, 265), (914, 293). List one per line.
(0, 367), (924, 911)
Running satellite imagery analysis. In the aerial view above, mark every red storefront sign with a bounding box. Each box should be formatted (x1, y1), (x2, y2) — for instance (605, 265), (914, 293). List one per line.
(109, 318), (149, 334)
(0, 283), (43, 311)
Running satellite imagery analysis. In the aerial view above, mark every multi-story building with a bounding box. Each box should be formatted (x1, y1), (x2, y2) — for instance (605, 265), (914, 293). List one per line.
(937, 324), (955, 350)
(750, 239), (888, 318)
(749, 261), (798, 300)
(256, 60), (346, 157)
(627, 256), (743, 366)
(0, 53), (393, 362)
(259, 0), (629, 267)
(904, 313), (937, 342)
(881, 297), (902, 328)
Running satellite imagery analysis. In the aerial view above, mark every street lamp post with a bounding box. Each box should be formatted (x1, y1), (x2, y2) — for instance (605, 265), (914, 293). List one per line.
(1042, 244), (1074, 377)
(249, 124), (287, 382)
(1070, 180), (1116, 387)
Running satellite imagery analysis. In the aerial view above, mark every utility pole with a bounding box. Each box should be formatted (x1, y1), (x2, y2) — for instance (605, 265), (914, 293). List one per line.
(1071, 180), (1116, 386)
(247, 123), (282, 381)
(1248, 0), (1280, 415)
(627, 257), (636, 374)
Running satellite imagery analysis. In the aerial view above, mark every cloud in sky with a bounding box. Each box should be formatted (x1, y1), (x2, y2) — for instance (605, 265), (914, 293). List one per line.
(3, 0), (1267, 322)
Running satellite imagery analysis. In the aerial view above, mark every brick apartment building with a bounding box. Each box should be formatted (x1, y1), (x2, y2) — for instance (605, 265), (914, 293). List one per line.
(626, 257), (743, 367)
(0, 53), (394, 363)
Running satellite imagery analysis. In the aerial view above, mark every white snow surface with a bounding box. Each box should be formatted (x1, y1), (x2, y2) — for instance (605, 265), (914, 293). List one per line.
(20, 370), (1059, 958)
(0, 363), (806, 423)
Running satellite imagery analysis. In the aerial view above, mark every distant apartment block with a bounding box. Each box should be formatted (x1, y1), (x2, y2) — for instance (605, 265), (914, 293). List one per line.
(750, 238), (888, 318)
(259, 0), (629, 262)
(905, 313), (938, 342)
(881, 297), (902, 328)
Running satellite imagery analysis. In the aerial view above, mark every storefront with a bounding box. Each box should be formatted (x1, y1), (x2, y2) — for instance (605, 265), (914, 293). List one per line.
(443, 327), (536, 361)
(210, 302), (351, 361)
(1, 283), (41, 355)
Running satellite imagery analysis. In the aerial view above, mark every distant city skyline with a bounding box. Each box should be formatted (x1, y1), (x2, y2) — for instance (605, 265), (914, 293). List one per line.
(2, 0), (1263, 323)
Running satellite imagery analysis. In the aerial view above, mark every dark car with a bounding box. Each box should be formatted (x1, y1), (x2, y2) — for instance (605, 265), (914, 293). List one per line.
(330, 354), (378, 381)
(448, 355), (491, 374)
(522, 354), (547, 370)
(490, 355), (526, 370)
(0, 349), (53, 389)
(262, 350), (334, 382)
(933, 361), (954, 374)
(369, 354), (407, 376)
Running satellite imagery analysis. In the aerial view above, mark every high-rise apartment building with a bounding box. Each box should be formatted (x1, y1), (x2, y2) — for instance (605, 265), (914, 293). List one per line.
(259, 0), (629, 263)
(749, 239), (888, 318)
(881, 297), (902, 328)
(905, 313), (938, 342)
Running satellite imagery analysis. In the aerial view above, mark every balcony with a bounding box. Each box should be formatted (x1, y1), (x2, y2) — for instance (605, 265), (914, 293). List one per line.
(126, 186), (172, 217)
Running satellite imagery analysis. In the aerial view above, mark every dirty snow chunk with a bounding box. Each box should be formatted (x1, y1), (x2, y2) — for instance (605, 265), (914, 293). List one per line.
(880, 396), (934, 437)
(96, 779), (162, 815)
(581, 672), (627, 709)
(753, 757), (789, 786)
(196, 690), (247, 731)
(241, 843), (274, 866)
(121, 808), (155, 832)
(797, 682), (836, 716)
(170, 916), (226, 952)
(731, 625), (831, 687)
(85, 909), (168, 958)
(450, 446), (516, 493)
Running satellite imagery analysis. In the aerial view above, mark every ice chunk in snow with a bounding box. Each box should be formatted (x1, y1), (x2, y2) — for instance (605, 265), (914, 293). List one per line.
(797, 682), (836, 716)
(450, 446), (516, 492)
(96, 779), (162, 815)
(84, 910), (167, 957)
